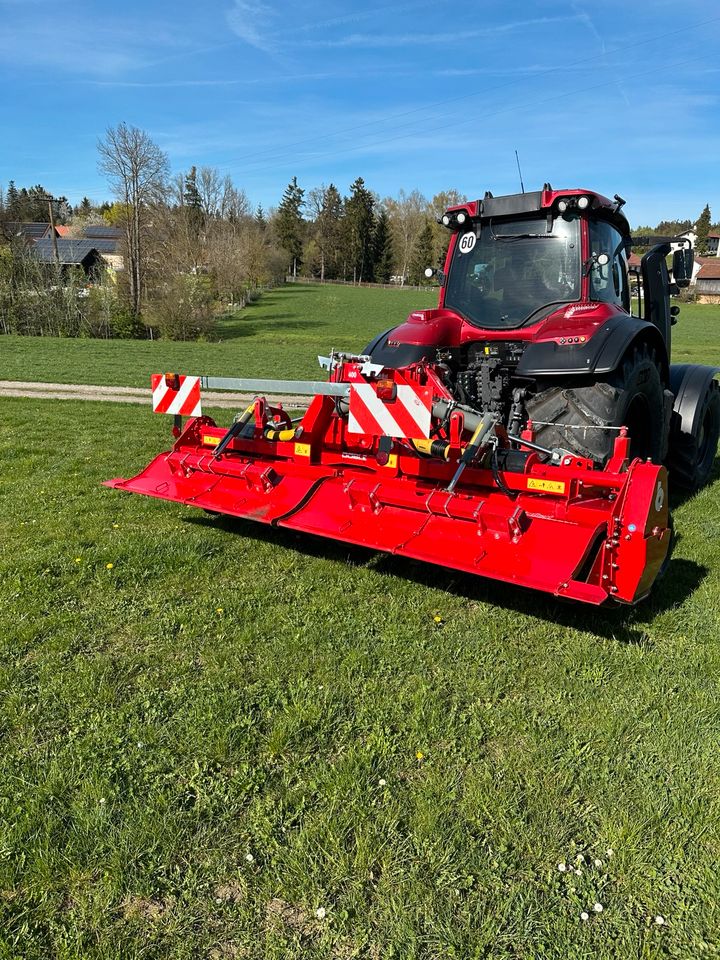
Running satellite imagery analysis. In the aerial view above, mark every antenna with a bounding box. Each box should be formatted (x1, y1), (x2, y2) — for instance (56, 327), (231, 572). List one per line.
(514, 150), (525, 194)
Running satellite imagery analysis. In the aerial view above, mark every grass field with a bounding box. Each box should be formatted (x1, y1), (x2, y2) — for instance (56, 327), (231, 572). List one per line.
(0, 284), (717, 388)
(2, 285), (720, 958)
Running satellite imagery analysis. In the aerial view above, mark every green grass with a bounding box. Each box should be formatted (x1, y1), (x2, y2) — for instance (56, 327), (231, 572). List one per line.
(0, 284), (437, 387)
(2, 396), (720, 958)
(3, 286), (720, 957)
(0, 286), (718, 387)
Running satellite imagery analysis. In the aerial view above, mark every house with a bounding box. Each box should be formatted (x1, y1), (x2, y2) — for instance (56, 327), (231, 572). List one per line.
(695, 260), (720, 304)
(2, 221), (59, 244)
(80, 225), (124, 271)
(32, 238), (104, 278)
(55, 225), (71, 237)
(706, 233), (720, 257)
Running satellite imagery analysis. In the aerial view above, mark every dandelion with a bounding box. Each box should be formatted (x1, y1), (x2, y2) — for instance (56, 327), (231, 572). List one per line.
(654, 915), (666, 926)
(593, 903), (603, 913)
(580, 911), (589, 922)
(433, 615), (443, 624)
(106, 562), (114, 570)
(245, 853), (254, 863)
(74, 557), (82, 563)
(416, 751), (425, 761)
(557, 863), (567, 872)
(378, 778), (387, 787)
(216, 607), (224, 613)
(112, 523), (119, 529)
(315, 906), (326, 920)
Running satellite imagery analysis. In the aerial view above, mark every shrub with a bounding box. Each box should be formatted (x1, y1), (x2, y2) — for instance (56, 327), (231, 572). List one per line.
(145, 274), (217, 341)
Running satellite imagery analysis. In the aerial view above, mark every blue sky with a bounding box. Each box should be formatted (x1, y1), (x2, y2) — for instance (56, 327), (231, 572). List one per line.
(1, 0), (718, 226)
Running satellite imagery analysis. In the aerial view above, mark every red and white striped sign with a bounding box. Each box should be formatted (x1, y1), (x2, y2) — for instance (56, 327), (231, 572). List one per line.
(151, 374), (202, 417)
(348, 383), (432, 439)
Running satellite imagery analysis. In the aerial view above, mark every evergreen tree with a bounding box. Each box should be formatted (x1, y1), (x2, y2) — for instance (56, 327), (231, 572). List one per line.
(79, 197), (93, 217)
(6, 181), (19, 218)
(344, 177), (376, 283)
(275, 176), (305, 276)
(696, 203), (712, 255)
(373, 208), (394, 282)
(316, 183), (343, 280)
(183, 166), (202, 210)
(408, 219), (435, 285)
(255, 204), (267, 229)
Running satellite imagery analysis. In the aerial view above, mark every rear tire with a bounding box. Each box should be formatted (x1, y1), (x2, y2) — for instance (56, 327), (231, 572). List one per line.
(525, 344), (667, 465)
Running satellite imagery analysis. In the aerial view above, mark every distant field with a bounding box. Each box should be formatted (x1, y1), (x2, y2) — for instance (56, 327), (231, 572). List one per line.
(0, 285), (717, 388)
(0, 284), (437, 387)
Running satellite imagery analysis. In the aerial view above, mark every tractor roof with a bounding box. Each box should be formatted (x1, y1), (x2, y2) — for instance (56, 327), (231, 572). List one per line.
(445, 186), (630, 236)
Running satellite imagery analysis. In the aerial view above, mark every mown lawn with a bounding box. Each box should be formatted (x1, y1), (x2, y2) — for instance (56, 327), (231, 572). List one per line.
(0, 284), (437, 387)
(2, 287), (720, 957)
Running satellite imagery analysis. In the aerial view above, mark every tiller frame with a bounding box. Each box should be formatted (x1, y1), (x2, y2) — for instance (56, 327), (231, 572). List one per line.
(106, 359), (671, 605)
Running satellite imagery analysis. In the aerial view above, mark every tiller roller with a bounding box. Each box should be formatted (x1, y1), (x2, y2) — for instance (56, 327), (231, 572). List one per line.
(106, 360), (671, 605)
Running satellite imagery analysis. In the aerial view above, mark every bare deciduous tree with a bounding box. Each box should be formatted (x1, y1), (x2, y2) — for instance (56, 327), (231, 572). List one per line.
(98, 123), (169, 316)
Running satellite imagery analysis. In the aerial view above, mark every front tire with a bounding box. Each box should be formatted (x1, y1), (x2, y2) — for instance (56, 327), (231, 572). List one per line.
(525, 344), (667, 464)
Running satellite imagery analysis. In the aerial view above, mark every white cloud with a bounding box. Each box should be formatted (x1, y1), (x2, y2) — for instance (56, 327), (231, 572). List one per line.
(226, 0), (279, 53)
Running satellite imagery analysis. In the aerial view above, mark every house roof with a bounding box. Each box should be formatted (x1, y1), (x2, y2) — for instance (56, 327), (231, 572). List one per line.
(87, 237), (122, 253)
(627, 253), (642, 269)
(697, 260), (720, 280)
(83, 225), (123, 239)
(33, 238), (101, 265)
(708, 233), (720, 240)
(55, 225), (70, 237)
(3, 221), (54, 241)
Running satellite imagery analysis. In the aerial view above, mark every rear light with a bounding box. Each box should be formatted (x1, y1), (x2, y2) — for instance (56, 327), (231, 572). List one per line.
(165, 372), (180, 390)
(376, 379), (397, 402)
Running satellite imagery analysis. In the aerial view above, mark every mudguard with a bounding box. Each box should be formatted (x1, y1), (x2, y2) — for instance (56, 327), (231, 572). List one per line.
(669, 364), (720, 438)
(516, 314), (669, 379)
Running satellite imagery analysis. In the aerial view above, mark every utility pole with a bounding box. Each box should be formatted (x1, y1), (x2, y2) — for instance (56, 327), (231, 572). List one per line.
(41, 194), (60, 266)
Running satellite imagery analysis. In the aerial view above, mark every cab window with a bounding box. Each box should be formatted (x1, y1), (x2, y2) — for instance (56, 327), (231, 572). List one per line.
(588, 220), (628, 309)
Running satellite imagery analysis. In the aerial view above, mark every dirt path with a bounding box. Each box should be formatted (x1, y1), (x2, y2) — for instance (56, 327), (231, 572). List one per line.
(0, 380), (310, 409)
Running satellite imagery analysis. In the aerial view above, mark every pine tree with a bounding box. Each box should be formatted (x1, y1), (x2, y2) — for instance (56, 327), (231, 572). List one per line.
(316, 183), (343, 280)
(373, 208), (394, 282)
(6, 181), (19, 219)
(275, 176), (305, 276)
(696, 203), (712, 255)
(408, 219), (435, 285)
(79, 197), (93, 217)
(344, 177), (376, 283)
(183, 166), (202, 210)
(255, 204), (267, 229)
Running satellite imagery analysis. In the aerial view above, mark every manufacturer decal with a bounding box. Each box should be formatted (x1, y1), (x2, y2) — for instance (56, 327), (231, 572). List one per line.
(655, 481), (665, 512)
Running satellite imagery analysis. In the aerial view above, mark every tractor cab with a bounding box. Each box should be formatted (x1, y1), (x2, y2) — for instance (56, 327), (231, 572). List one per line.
(439, 187), (632, 331)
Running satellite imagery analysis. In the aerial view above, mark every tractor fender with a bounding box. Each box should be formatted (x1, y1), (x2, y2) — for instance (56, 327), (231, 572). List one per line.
(668, 364), (720, 438)
(363, 326), (437, 368)
(516, 315), (669, 381)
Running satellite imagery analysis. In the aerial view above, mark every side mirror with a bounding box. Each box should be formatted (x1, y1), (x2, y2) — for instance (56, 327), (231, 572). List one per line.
(672, 248), (694, 288)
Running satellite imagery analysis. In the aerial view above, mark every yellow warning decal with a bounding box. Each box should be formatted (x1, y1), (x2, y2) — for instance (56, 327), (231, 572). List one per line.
(202, 434), (220, 447)
(527, 477), (566, 494)
(384, 454), (398, 468)
(294, 443), (311, 457)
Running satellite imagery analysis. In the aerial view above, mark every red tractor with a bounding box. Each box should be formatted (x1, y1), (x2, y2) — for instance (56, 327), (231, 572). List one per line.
(365, 185), (719, 490)
(107, 186), (719, 605)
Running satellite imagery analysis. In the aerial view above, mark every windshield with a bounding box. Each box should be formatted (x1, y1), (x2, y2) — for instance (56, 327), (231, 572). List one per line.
(444, 216), (581, 328)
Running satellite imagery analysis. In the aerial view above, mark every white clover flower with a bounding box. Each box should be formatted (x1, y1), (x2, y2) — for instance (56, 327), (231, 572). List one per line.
(558, 863), (567, 872)
(315, 906), (326, 920)
(606, 848), (614, 857)
(654, 915), (666, 926)
(576, 854), (585, 863)
(378, 778), (387, 787)
(594, 858), (603, 867)
(593, 903), (603, 913)
(580, 911), (589, 921)
(245, 853), (254, 863)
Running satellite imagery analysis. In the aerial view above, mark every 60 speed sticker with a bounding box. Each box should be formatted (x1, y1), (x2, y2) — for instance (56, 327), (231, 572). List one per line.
(457, 232), (477, 254)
